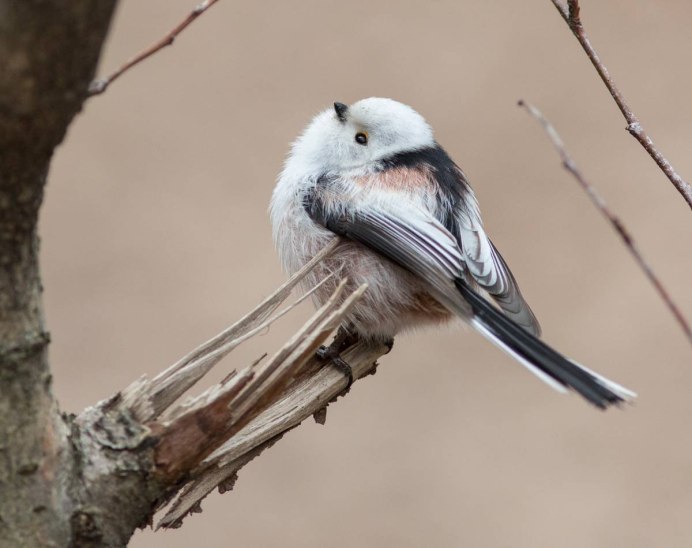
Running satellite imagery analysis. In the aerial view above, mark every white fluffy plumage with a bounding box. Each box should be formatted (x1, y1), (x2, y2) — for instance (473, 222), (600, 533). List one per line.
(271, 98), (456, 339)
(270, 97), (635, 408)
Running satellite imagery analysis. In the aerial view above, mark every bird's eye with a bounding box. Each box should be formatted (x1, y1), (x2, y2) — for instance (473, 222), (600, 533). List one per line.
(355, 132), (368, 145)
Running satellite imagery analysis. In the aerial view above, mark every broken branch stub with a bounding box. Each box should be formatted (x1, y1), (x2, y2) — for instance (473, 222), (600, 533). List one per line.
(77, 238), (391, 530)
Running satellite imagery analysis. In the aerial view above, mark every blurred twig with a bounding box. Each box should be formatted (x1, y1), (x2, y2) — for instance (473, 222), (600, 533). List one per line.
(549, 0), (692, 209)
(88, 0), (221, 96)
(519, 100), (692, 346)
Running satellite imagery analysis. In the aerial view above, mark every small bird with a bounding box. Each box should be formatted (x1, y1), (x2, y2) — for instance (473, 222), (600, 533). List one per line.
(271, 98), (635, 409)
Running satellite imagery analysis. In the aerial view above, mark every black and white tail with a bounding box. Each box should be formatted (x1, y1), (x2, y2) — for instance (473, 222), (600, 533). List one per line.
(456, 280), (636, 409)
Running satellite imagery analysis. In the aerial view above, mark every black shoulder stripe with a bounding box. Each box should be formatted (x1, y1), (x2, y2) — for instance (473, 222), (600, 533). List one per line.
(380, 144), (470, 241)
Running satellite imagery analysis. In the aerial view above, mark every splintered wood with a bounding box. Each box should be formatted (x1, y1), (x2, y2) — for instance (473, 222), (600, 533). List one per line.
(111, 238), (387, 529)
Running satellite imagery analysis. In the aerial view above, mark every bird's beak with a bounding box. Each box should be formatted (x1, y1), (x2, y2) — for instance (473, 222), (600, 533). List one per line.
(334, 102), (348, 122)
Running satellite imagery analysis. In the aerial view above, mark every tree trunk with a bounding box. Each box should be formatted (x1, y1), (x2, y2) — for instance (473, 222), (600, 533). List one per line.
(0, 2), (118, 545)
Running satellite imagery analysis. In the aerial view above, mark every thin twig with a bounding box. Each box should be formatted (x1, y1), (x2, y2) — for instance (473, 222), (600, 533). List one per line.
(518, 100), (692, 346)
(549, 0), (692, 209)
(87, 0), (221, 96)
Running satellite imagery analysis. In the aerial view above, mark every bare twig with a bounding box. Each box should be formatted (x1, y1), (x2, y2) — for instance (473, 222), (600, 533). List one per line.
(549, 0), (692, 209)
(519, 100), (692, 346)
(88, 0), (221, 96)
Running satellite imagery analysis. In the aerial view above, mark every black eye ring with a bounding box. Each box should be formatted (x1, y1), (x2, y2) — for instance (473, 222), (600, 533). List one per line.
(355, 132), (368, 145)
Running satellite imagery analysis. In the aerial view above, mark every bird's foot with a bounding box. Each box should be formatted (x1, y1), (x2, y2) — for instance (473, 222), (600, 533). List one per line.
(313, 328), (359, 425)
(316, 327), (359, 393)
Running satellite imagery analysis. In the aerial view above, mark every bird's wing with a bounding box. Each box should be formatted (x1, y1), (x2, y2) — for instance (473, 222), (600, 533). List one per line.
(454, 196), (541, 336)
(304, 186), (473, 317)
(304, 182), (634, 409)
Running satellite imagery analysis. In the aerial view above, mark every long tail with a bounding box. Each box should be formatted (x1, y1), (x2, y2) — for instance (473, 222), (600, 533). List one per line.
(455, 280), (636, 409)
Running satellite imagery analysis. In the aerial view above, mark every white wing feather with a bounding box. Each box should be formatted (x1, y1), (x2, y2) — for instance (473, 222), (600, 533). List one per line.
(456, 195), (541, 335)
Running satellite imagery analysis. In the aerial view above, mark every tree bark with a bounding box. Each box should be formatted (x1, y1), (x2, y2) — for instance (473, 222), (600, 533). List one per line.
(0, 2), (118, 545)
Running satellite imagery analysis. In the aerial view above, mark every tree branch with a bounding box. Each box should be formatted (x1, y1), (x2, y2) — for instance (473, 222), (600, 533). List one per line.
(156, 339), (386, 529)
(518, 100), (692, 346)
(71, 240), (388, 536)
(549, 0), (692, 209)
(88, 0), (221, 96)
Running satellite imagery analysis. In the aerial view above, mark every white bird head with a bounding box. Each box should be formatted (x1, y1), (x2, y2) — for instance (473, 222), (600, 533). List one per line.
(287, 97), (435, 175)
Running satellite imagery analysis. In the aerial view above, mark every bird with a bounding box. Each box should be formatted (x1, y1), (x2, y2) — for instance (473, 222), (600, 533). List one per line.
(270, 97), (635, 409)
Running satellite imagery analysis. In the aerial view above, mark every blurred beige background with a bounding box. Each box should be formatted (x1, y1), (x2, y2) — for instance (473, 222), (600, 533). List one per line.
(43, 1), (692, 546)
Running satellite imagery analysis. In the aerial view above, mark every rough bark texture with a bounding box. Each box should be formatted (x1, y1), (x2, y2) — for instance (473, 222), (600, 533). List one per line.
(0, 2), (118, 545)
